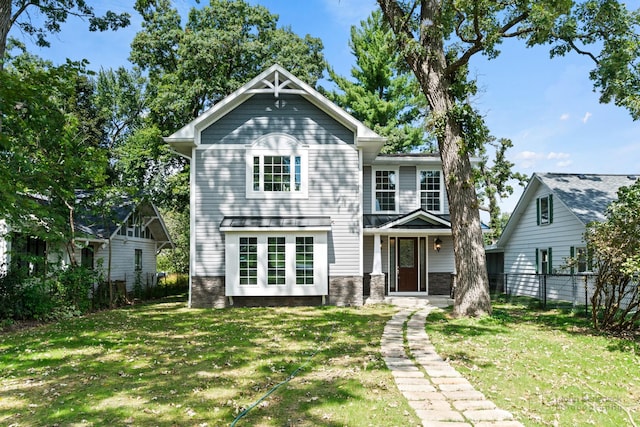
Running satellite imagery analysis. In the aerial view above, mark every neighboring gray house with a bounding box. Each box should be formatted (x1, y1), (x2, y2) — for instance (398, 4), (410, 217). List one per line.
(1, 196), (173, 292)
(491, 172), (638, 297)
(165, 64), (459, 308)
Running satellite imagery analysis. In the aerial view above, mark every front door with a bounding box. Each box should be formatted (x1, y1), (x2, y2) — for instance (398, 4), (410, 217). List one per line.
(398, 237), (418, 292)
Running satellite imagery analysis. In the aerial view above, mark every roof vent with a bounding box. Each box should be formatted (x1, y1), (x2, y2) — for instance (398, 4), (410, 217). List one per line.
(628, 175), (637, 180)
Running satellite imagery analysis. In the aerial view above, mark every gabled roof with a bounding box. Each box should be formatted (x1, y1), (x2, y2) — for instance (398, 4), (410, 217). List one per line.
(75, 192), (173, 249)
(164, 64), (386, 163)
(496, 173), (638, 247)
(363, 209), (452, 231)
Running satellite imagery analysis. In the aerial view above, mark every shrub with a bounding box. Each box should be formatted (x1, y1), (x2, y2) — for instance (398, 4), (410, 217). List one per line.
(585, 179), (640, 332)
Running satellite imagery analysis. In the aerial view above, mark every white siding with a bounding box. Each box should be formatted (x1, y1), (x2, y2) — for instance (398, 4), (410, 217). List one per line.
(95, 236), (158, 291)
(503, 185), (586, 296)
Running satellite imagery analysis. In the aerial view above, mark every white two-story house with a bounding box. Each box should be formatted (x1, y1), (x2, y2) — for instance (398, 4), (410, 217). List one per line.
(165, 64), (456, 308)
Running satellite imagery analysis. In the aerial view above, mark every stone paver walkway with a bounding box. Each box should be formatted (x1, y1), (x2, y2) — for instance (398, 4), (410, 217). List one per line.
(381, 306), (524, 427)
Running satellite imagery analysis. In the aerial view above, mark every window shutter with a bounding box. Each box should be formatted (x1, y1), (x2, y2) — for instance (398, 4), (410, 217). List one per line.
(570, 246), (575, 275)
(535, 249), (539, 274)
(536, 198), (540, 225)
(548, 194), (554, 224)
(587, 246), (593, 271)
(548, 247), (553, 274)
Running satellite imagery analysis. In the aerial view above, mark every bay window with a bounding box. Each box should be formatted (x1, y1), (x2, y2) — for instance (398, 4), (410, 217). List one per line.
(224, 231), (328, 296)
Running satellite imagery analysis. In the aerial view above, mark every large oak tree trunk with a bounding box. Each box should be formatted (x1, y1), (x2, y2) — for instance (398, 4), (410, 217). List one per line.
(378, 0), (491, 316)
(421, 61), (491, 317)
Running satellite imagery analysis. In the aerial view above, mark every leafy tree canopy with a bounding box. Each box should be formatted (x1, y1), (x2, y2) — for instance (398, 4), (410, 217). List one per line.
(0, 0), (130, 66)
(0, 51), (108, 242)
(323, 10), (432, 153)
(130, 0), (326, 133)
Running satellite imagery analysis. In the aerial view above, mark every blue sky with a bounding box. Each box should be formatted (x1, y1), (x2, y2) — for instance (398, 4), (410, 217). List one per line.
(12, 0), (640, 213)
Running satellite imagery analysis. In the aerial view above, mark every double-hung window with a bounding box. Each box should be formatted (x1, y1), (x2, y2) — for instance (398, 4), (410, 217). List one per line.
(246, 134), (308, 199)
(373, 168), (398, 212)
(419, 170), (442, 212)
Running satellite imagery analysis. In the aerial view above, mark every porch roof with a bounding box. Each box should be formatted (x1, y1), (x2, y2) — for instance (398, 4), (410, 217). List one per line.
(363, 209), (451, 230)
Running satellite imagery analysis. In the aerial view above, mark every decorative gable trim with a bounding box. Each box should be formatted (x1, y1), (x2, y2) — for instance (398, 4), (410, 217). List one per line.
(164, 64), (385, 148)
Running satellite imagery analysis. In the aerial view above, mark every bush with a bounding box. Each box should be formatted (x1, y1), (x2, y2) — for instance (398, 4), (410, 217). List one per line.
(0, 265), (97, 322)
(0, 269), (25, 319)
(585, 179), (640, 332)
(56, 266), (95, 314)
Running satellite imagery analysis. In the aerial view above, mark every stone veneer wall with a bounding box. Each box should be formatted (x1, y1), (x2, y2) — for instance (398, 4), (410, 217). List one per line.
(191, 276), (226, 308)
(368, 273), (386, 302)
(428, 273), (454, 295)
(329, 276), (363, 306)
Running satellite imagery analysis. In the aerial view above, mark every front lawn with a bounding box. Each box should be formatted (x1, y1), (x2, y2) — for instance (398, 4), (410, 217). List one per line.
(0, 299), (420, 426)
(426, 297), (640, 426)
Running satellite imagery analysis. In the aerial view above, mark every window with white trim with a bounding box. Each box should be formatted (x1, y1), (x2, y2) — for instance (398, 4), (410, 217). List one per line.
(537, 194), (553, 225)
(373, 168), (397, 212)
(225, 232), (328, 296)
(246, 134), (308, 199)
(419, 170), (442, 212)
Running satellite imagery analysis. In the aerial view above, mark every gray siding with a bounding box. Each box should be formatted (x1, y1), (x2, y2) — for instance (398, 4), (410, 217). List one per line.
(201, 94), (354, 146)
(363, 165), (449, 215)
(194, 94), (361, 278)
(399, 166), (418, 212)
(428, 236), (455, 272)
(363, 166), (372, 214)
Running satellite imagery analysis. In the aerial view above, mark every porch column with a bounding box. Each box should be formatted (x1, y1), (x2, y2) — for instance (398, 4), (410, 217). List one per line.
(369, 234), (385, 303)
(372, 234), (382, 274)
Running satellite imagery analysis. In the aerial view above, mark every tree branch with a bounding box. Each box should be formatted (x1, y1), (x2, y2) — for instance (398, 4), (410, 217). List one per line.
(447, 10), (530, 77)
(565, 38), (600, 64)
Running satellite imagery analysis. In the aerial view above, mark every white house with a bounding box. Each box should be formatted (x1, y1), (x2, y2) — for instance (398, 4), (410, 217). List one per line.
(1, 196), (173, 292)
(491, 172), (638, 299)
(165, 64), (462, 308)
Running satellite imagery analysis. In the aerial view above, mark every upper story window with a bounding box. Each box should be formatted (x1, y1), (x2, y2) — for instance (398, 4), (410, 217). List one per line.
(253, 155), (302, 192)
(246, 134), (308, 199)
(419, 170), (442, 212)
(537, 194), (553, 225)
(117, 211), (153, 239)
(373, 168), (398, 213)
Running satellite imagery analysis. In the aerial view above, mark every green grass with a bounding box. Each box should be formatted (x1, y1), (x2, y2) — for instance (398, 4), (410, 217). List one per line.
(0, 297), (420, 427)
(426, 296), (640, 426)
